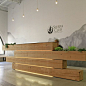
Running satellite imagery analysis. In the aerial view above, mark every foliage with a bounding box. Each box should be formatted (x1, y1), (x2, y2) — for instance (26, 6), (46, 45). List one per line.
(78, 48), (86, 52)
(63, 49), (68, 51)
(55, 46), (86, 52)
(55, 47), (63, 51)
(5, 43), (16, 48)
(5, 43), (9, 48)
(68, 46), (76, 51)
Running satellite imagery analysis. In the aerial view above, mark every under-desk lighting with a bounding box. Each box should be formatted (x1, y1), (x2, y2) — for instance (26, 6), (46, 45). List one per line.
(15, 63), (53, 68)
(15, 69), (53, 77)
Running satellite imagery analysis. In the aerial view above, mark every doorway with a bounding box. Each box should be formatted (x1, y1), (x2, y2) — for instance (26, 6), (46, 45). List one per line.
(0, 36), (4, 55)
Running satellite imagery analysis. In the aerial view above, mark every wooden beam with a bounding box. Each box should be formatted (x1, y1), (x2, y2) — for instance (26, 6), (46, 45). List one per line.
(12, 63), (83, 81)
(2, 42), (58, 51)
(6, 57), (67, 69)
(14, 51), (86, 61)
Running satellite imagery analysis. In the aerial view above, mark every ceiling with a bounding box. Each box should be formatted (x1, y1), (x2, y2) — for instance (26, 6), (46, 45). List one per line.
(0, 0), (22, 12)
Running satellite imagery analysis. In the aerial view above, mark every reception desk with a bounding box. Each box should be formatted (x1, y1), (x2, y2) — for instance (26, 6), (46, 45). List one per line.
(3, 42), (86, 81)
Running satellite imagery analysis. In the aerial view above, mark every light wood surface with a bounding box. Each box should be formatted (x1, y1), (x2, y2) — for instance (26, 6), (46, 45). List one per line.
(12, 62), (83, 81)
(3, 42), (86, 81)
(14, 51), (86, 61)
(6, 57), (67, 69)
(2, 42), (58, 51)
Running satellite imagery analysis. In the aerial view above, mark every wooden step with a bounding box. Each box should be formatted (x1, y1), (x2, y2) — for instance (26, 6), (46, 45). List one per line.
(14, 51), (86, 61)
(6, 57), (67, 69)
(2, 42), (58, 51)
(12, 62), (83, 81)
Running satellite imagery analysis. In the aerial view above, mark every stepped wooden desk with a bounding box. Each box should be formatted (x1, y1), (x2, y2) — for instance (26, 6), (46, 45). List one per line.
(2, 42), (86, 81)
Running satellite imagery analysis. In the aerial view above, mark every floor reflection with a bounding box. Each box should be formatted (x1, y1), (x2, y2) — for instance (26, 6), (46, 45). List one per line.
(16, 72), (53, 86)
(0, 66), (4, 78)
(0, 62), (86, 86)
(0, 62), (53, 86)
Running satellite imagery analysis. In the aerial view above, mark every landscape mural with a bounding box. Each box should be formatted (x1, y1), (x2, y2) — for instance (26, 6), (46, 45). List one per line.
(48, 24), (86, 49)
(8, 24), (86, 67)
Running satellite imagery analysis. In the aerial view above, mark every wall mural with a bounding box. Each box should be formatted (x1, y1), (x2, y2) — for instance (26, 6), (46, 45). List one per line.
(7, 32), (26, 56)
(48, 24), (86, 67)
(7, 24), (86, 67)
(48, 24), (86, 49)
(8, 32), (26, 44)
(8, 24), (86, 49)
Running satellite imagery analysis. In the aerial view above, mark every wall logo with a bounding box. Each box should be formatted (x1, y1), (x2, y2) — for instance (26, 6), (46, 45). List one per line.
(48, 26), (53, 34)
(47, 25), (63, 34)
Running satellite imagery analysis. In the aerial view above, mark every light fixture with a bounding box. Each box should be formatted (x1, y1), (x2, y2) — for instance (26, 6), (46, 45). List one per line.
(36, 8), (39, 12)
(12, 18), (14, 21)
(36, 0), (39, 12)
(23, 14), (25, 17)
(55, 0), (58, 4)
(12, 8), (14, 22)
(22, 0), (25, 17)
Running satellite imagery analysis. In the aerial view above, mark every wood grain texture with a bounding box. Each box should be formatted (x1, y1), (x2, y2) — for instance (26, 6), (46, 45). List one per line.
(2, 42), (57, 51)
(3, 42), (86, 81)
(14, 51), (86, 61)
(6, 57), (67, 69)
(12, 63), (83, 81)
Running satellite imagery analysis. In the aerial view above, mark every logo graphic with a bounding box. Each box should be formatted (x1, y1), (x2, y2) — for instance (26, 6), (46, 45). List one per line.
(47, 25), (63, 34)
(48, 26), (53, 34)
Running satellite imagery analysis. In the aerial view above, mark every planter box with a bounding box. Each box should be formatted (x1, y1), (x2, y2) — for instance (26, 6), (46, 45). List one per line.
(14, 51), (86, 61)
(2, 42), (58, 51)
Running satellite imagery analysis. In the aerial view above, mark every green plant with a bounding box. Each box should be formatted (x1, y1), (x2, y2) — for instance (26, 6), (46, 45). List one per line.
(14, 43), (16, 44)
(68, 46), (76, 51)
(5, 43), (16, 48)
(55, 47), (63, 51)
(63, 49), (68, 51)
(10, 42), (16, 45)
(5, 43), (9, 48)
(78, 48), (86, 52)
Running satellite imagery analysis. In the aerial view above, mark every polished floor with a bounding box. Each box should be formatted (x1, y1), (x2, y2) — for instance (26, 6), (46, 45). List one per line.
(0, 62), (86, 86)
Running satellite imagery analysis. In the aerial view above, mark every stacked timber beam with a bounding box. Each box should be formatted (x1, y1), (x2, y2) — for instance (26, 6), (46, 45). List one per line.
(2, 42), (86, 81)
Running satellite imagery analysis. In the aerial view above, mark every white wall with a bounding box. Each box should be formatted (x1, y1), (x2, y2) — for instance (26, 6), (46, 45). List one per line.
(8, 0), (86, 43)
(0, 10), (8, 43)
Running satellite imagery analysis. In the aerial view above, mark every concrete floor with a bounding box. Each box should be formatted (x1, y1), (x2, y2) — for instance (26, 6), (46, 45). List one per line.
(0, 62), (86, 86)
